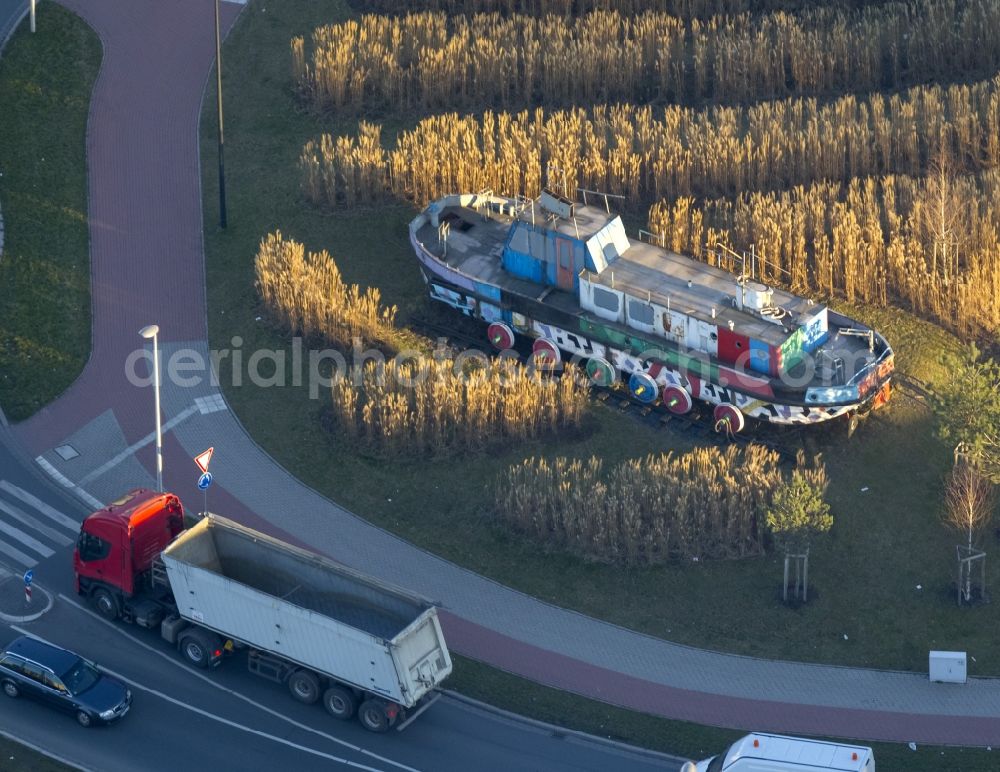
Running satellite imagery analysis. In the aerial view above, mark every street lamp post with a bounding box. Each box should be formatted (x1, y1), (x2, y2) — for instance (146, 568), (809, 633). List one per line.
(214, 0), (227, 229)
(139, 325), (163, 493)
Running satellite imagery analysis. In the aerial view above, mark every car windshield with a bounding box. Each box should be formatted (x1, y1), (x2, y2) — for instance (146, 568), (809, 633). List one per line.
(60, 658), (101, 695)
(706, 744), (733, 772)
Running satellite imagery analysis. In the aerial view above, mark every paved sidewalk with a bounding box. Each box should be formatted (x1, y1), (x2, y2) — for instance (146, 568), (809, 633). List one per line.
(10, 0), (1000, 747)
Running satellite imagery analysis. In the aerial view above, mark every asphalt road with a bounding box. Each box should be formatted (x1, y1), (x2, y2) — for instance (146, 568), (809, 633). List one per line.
(0, 423), (684, 772)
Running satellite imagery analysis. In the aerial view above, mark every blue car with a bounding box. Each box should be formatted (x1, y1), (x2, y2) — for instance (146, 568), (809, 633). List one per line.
(0, 635), (131, 727)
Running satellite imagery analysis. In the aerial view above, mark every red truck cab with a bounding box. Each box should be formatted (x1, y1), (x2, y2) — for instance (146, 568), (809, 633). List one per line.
(74, 489), (185, 619)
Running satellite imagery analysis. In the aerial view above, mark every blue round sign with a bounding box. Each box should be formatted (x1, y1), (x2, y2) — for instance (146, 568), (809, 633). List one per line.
(23, 570), (33, 587)
(198, 472), (213, 490)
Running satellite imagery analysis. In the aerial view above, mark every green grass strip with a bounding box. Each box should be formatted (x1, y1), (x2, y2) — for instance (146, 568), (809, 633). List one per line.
(0, 4), (101, 421)
(451, 655), (1000, 771)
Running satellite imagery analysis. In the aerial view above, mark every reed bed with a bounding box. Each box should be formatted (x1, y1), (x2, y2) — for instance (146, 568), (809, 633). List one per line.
(648, 170), (1000, 337)
(351, 0), (880, 20)
(255, 231), (397, 348)
(494, 446), (823, 564)
(301, 74), (1000, 210)
(330, 357), (589, 455)
(294, 2), (1000, 112)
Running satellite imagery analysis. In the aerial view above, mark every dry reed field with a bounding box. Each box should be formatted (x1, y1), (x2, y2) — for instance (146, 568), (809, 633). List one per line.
(330, 357), (589, 455)
(302, 74), (1000, 209)
(648, 170), (1000, 336)
(255, 231), (397, 348)
(298, 72), (1000, 335)
(294, 1), (1000, 112)
(495, 447), (829, 564)
(352, 0), (879, 18)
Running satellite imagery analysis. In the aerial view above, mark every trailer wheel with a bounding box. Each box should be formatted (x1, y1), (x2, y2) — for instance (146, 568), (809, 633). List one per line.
(322, 686), (357, 720)
(358, 699), (390, 733)
(91, 588), (120, 621)
(287, 670), (320, 704)
(179, 630), (217, 668)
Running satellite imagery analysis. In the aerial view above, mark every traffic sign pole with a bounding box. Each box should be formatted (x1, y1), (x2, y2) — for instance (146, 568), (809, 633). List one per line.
(24, 570), (33, 605)
(198, 471), (213, 516)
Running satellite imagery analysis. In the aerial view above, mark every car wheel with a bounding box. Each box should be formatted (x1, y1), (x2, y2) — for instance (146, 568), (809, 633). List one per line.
(76, 710), (93, 728)
(358, 699), (390, 733)
(287, 670), (320, 704)
(2, 681), (18, 699)
(92, 588), (120, 621)
(322, 686), (356, 720)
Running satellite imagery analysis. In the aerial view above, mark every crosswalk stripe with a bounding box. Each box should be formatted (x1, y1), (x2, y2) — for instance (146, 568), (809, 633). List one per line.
(0, 480), (80, 532)
(0, 539), (36, 568)
(0, 520), (55, 558)
(0, 497), (74, 546)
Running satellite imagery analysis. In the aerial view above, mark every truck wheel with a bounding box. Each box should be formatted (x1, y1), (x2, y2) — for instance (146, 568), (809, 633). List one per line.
(287, 670), (320, 704)
(179, 630), (216, 669)
(358, 699), (390, 733)
(91, 588), (120, 621)
(322, 686), (356, 720)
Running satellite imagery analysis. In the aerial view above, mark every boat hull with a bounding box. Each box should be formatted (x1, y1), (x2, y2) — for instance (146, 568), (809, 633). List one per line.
(409, 211), (894, 429)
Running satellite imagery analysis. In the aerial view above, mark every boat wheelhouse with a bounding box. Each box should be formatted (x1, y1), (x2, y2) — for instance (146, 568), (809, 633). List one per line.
(408, 190), (893, 432)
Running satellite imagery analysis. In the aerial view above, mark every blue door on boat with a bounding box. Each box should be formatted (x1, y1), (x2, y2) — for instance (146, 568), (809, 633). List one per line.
(556, 238), (574, 291)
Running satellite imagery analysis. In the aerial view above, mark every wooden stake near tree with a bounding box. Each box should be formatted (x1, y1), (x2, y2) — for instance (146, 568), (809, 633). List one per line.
(943, 458), (996, 605)
(766, 466), (832, 604)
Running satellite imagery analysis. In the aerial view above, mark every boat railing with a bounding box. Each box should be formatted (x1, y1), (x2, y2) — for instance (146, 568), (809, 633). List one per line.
(638, 229), (666, 248)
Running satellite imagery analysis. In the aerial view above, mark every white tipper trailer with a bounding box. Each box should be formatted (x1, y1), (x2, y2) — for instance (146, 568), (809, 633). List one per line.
(161, 513), (453, 732)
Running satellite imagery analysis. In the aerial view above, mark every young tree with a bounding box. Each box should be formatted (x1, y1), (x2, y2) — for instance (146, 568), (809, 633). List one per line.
(915, 148), (968, 284)
(767, 469), (833, 603)
(943, 460), (997, 603)
(933, 344), (1000, 483)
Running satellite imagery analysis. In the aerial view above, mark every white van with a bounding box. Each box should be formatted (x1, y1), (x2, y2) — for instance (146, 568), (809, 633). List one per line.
(685, 732), (875, 772)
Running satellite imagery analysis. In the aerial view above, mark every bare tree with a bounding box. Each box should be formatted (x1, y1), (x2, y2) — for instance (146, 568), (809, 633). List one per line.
(943, 460), (997, 603)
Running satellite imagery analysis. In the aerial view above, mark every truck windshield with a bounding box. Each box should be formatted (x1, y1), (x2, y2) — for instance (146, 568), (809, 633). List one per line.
(706, 745), (734, 772)
(61, 658), (101, 695)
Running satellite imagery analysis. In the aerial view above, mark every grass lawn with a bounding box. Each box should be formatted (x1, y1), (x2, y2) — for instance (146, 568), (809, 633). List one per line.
(203, 0), (1000, 676)
(197, 1), (1000, 765)
(0, 732), (73, 772)
(0, 4), (100, 421)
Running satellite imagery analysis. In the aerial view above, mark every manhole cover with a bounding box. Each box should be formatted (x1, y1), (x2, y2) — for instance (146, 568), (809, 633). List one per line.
(54, 444), (80, 461)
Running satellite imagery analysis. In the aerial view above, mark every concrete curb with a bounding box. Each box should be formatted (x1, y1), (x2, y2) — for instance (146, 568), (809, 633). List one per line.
(0, 580), (53, 623)
(442, 689), (692, 766)
(0, 726), (89, 771)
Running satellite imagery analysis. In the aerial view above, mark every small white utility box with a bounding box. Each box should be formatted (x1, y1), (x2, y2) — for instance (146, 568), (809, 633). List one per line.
(929, 651), (967, 684)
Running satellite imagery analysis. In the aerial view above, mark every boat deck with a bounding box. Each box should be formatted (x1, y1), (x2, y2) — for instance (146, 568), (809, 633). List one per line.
(416, 203), (881, 386)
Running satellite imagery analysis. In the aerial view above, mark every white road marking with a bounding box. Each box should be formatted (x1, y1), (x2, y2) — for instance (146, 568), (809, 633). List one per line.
(0, 480), (81, 531)
(10, 627), (386, 772)
(0, 538), (35, 567)
(57, 595), (422, 772)
(0, 519), (54, 557)
(32, 458), (104, 511)
(0, 495), (74, 545)
(78, 405), (200, 485)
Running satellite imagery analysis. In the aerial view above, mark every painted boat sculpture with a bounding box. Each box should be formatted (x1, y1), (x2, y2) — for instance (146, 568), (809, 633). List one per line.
(408, 190), (894, 432)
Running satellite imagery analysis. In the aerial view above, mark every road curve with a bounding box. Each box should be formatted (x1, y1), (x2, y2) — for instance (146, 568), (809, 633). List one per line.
(8, 0), (1000, 747)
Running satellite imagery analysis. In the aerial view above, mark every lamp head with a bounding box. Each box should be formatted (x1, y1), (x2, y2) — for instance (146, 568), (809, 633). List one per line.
(139, 324), (160, 339)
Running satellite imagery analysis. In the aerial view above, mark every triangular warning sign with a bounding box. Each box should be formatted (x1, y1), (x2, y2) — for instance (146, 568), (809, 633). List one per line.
(194, 447), (214, 474)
